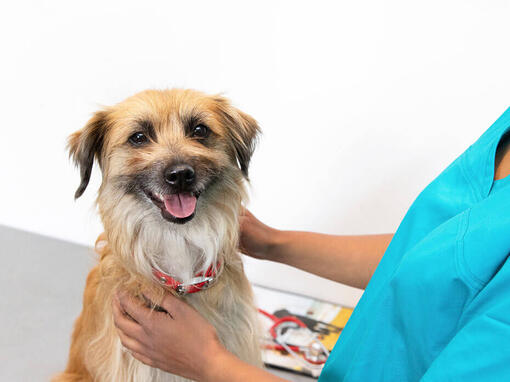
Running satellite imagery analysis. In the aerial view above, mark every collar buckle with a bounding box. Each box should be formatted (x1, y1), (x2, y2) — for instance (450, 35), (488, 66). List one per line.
(152, 262), (221, 295)
(175, 284), (186, 295)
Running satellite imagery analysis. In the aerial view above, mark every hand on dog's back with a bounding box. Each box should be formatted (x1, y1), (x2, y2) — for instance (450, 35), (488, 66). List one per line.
(239, 209), (278, 261)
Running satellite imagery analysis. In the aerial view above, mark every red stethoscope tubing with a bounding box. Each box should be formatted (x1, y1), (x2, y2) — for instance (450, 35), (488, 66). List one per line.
(259, 308), (307, 337)
(258, 308), (327, 366)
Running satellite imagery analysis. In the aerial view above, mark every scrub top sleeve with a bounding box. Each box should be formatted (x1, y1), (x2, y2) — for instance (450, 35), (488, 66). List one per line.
(419, 256), (510, 382)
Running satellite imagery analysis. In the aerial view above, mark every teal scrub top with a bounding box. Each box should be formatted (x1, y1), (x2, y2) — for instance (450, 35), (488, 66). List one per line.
(319, 108), (510, 382)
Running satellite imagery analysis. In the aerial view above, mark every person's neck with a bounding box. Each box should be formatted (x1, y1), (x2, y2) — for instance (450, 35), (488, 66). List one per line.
(494, 132), (510, 180)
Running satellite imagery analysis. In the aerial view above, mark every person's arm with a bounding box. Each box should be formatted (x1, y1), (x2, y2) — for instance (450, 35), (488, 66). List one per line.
(240, 210), (393, 289)
(113, 291), (287, 382)
(206, 351), (287, 382)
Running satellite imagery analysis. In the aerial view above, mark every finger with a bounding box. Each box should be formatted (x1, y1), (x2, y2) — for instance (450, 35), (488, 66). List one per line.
(112, 295), (147, 343)
(136, 289), (175, 320)
(95, 233), (108, 255)
(129, 351), (155, 368)
(117, 328), (145, 355)
(96, 232), (107, 242)
(117, 291), (153, 327)
(142, 289), (181, 318)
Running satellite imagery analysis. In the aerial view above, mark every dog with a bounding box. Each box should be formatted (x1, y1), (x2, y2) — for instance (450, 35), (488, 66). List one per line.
(54, 89), (262, 381)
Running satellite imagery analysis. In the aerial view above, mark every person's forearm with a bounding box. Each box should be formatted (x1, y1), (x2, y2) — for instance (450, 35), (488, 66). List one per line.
(204, 350), (288, 382)
(268, 231), (393, 289)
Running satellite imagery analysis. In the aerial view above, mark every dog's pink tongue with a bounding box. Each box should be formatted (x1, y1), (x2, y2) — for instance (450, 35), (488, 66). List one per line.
(164, 193), (197, 218)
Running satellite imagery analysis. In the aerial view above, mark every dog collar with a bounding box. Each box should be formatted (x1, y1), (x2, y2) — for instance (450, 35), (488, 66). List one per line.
(152, 261), (222, 295)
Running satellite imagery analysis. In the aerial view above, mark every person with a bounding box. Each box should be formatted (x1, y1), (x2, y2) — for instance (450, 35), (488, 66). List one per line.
(112, 108), (510, 381)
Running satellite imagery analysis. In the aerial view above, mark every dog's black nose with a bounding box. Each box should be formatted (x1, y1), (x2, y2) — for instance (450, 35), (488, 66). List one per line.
(164, 164), (195, 188)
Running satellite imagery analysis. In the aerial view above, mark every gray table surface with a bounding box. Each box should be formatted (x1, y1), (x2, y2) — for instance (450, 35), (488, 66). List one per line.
(0, 225), (315, 382)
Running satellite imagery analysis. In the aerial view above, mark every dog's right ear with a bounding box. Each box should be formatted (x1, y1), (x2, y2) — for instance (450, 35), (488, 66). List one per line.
(68, 110), (109, 199)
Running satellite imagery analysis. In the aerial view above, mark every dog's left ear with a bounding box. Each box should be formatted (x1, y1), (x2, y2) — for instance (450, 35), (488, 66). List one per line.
(214, 97), (260, 178)
(68, 110), (109, 199)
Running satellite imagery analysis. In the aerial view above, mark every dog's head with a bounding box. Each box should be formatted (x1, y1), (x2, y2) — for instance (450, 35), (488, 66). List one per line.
(68, 89), (259, 227)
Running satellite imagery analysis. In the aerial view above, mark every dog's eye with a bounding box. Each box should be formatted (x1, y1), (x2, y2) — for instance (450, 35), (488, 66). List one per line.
(128, 132), (149, 146)
(192, 125), (209, 139)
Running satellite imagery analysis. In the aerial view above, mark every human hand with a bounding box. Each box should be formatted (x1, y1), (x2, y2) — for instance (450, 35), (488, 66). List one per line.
(239, 209), (279, 261)
(112, 290), (228, 381)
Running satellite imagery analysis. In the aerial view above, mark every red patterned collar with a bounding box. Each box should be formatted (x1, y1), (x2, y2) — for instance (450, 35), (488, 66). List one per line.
(152, 261), (222, 295)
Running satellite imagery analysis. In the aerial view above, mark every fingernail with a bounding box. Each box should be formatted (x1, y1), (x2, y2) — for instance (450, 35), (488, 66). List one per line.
(95, 240), (107, 251)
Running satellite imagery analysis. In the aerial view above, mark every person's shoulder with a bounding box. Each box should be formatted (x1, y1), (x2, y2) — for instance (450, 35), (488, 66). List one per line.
(460, 188), (510, 289)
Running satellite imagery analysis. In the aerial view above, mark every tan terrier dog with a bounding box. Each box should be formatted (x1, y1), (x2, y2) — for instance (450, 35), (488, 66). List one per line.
(54, 89), (262, 381)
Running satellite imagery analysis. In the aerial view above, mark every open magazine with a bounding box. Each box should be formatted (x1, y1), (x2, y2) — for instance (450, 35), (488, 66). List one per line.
(253, 285), (353, 378)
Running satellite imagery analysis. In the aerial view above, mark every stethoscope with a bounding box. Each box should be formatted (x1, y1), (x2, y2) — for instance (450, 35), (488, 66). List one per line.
(259, 309), (330, 370)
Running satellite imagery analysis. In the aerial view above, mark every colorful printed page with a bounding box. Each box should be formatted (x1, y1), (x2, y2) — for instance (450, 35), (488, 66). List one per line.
(253, 285), (353, 378)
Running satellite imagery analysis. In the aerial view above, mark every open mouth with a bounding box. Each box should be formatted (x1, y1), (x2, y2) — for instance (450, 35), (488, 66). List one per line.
(145, 190), (201, 224)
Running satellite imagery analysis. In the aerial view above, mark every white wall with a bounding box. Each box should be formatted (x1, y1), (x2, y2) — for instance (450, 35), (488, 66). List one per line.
(1, 0), (509, 306)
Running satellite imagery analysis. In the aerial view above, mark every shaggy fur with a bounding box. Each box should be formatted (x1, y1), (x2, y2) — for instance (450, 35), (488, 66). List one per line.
(53, 89), (262, 382)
